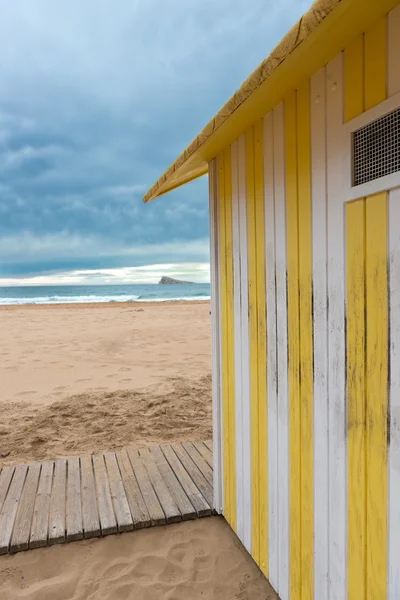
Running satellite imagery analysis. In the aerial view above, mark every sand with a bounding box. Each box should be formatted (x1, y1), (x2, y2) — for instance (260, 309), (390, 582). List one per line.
(0, 302), (212, 465)
(0, 301), (276, 599)
(0, 518), (277, 600)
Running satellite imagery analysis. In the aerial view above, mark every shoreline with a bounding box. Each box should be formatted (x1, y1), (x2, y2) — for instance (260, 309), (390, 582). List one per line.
(0, 299), (210, 310)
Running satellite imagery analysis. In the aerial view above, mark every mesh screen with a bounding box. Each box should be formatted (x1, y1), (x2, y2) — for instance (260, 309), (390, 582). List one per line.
(353, 108), (400, 186)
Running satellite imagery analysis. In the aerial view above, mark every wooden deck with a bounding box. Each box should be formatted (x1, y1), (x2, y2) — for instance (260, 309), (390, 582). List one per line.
(0, 440), (214, 555)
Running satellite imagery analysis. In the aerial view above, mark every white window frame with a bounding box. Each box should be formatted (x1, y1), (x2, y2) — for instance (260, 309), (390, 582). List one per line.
(343, 90), (400, 201)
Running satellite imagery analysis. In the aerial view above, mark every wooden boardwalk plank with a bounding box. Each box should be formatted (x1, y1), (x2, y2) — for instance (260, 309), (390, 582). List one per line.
(204, 440), (213, 452)
(0, 466), (15, 513)
(93, 454), (117, 535)
(127, 446), (166, 526)
(161, 444), (211, 517)
(0, 464), (28, 555)
(0, 440), (213, 554)
(193, 441), (213, 469)
(49, 459), (66, 545)
(104, 452), (133, 532)
(10, 463), (41, 553)
(30, 461), (54, 549)
(182, 442), (213, 486)
(172, 443), (213, 508)
(138, 447), (181, 523)
(66, 457), (83, 542)
(116, 450), (150, 529)
(81, 455), (100, 539)
(150, 445), (196, 520)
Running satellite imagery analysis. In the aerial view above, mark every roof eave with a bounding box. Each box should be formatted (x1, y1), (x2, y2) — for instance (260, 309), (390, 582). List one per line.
(143, 0), (399, 203)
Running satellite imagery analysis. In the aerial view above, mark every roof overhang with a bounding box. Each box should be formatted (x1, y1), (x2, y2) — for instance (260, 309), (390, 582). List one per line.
(143, 0), (399, 203)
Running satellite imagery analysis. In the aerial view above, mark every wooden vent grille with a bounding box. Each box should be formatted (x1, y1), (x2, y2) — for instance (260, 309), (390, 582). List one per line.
(352, 107), (400, 187)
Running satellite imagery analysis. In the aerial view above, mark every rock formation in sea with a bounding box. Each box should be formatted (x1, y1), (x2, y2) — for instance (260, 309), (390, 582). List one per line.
(159, 276), (192, 284)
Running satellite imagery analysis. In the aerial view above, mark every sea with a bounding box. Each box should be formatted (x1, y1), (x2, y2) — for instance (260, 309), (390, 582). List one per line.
(0, 283), (211, 306)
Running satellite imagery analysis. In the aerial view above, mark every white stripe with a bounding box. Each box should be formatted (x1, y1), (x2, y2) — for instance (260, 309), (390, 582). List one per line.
(231, 141), (244, 542)
(326, 53), (347, 600)
(263, 110), (279, 590)
(237, 133), (252, 553)
(209, 158), (223, 513)
(388, 187), (400, 599)
(388, 5), (400, 98)
(273, 101), (289, 600)
(311, 66), (329, 600)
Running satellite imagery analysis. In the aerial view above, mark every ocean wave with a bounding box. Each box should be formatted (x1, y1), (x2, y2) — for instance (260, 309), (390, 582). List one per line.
(0, 294), (210, 306)
(0, 294), (140, 306)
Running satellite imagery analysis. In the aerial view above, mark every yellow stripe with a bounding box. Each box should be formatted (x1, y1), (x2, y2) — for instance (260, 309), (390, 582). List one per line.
(285, 89), (301, 600)
(218, 150), (236, 530)
(365, 193), (387, 599)
(364, 17), (387, 111)
(254, 118), (268, 576)
(224, 147), (236, 532)
(364, 21), (387, 599)
(297, 81), (313, 599)
(344, 34), (364, 122)
(217, 153), (230, 525)
(246, 126), (260, 564)
(346, 199), (366, 600)
(344, 32), (366, 600)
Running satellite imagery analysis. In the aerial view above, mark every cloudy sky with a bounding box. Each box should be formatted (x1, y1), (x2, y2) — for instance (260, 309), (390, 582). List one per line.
(0, 0), (308, 286)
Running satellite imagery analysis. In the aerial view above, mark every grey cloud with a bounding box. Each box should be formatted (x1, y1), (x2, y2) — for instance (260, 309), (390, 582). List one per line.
(0, 0), (308, 278)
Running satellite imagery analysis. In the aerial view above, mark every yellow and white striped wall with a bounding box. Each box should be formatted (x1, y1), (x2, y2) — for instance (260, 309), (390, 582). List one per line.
(209, 5), (400, 599)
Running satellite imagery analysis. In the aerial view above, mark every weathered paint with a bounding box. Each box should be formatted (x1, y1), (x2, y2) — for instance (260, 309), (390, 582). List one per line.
(310, 65), (329, 600)
(346, 199), (366, 600)
(388, 8), (400, 598)
(217, 150), (236, 531)
(273, 101), (290, 600)
(388, 186), (400, 600)
(264, 109), (278, 589)
(326, 52), (347, 600)
(284, 88), (302, 600)
(364, 17), (387, 111)
(344, 32), (366, 600)
(365, 18), (387, 600)
(246, 126), (261, 565)
(238, 134), (253, 554)
(208, 159), (223, 514)
(366, 192), (388, 599)
(231, 140), (244, 540)
(254, 118), (268, 576)
(211, 9), (399, 600)
(297, 80), (313, 600)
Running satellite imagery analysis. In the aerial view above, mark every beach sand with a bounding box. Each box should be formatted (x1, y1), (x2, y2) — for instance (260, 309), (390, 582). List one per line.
(0, 301), (212, 464)
(0, 518), (277, 600)
(0, 301), (276, 599)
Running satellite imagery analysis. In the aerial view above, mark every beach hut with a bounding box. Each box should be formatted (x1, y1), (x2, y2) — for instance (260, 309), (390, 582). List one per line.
(143, 0), (400, 598)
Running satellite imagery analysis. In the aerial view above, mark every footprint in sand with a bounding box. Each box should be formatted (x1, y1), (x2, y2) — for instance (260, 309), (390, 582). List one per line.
(53, 386), (67, 392)
(75, 378), (91, 383)
(16, 390), (37, 396)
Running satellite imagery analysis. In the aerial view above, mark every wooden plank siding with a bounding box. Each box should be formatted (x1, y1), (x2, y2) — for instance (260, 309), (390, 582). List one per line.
(211, 9), (399, 600)
(388, 7), (400, 598)
(217, 149), (236, 531)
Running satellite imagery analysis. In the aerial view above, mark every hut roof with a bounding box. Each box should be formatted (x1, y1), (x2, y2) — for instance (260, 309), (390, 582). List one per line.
(143, 0), (396, 203)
